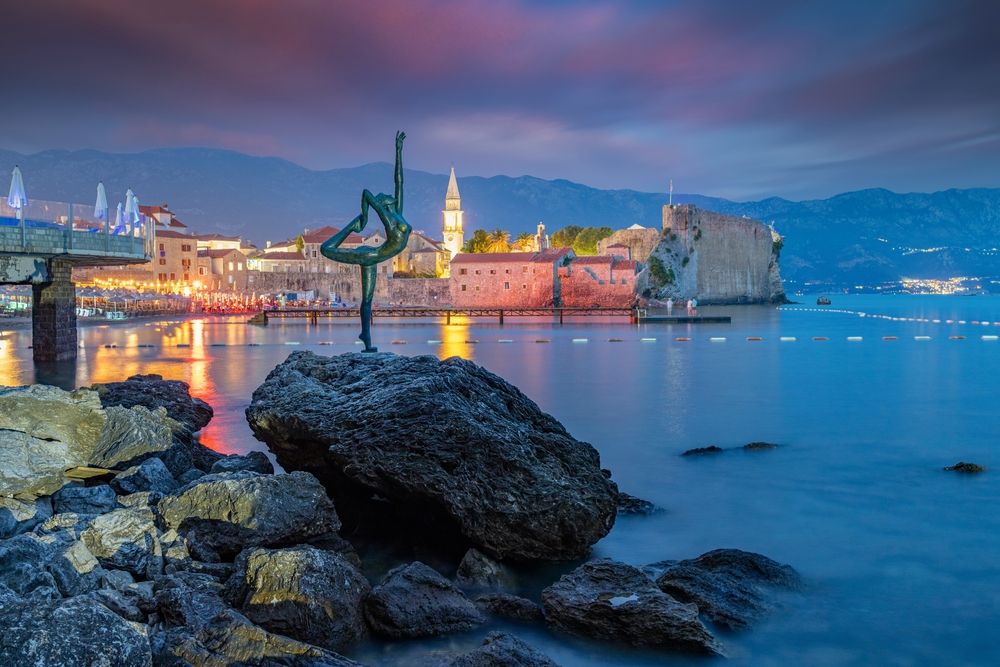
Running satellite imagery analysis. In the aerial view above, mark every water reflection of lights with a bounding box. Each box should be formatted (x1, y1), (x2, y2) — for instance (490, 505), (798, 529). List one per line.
(440, 318), (474, 360)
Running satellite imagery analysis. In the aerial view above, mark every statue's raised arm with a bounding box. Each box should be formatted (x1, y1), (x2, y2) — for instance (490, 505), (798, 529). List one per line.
(394, 131), (405, 214)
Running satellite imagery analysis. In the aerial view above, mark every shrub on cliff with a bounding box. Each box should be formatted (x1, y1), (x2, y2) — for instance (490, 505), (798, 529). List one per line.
(648, 257), (673, 285)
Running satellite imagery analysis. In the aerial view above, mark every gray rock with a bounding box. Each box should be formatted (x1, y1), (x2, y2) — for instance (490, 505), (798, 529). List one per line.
(90, 587), (150, 622)
(681, 446), (724, 456)
(0, 531), (103, 598)
(158, 471), (340, 559)
(117, 491), (164, 509)
(0, 495), (53, 538)
(451, 632), (561, 667)
(616, 492), (662, 516)
(33, 512), (98, 539)
(944, 461), (987, 472)
(654, 548), (803, 630)
(744, 442), (778, 450)
(155, 574), (230, 632)
(53, 483), (117, 514)
(364, 561), (484, 639)
(153, 609), (364, 667)
(457, 548), (513, 589)
(102, 568), (136, 591)
(92, 373), (214, 431)
(227, 545), (370, 650)
(475, 593), (545, 623)
(89, 404), (177, 469)
(210, 451), (275, 475)
(0, 595), (152, 666)
(112, 457), (179, 495)
(0, 583), (18, 606)
(81, 508), (162, 578)
(160, 529), (192, 570)
(246, 351), (618, 561)
(541, 558), (724, 655)
(175, 468), (205, 485)
(0, 385), (108, 496)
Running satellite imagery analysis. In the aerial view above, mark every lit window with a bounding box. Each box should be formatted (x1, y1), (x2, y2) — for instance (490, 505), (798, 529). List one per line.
(159, 258), (166, 265)
(228, 262), (234, 271)
(523, 266), (528, 272)
(475, 286), (480, 291)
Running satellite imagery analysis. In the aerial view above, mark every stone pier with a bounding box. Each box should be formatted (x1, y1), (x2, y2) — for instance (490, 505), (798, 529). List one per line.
(31, 260), (78, 362)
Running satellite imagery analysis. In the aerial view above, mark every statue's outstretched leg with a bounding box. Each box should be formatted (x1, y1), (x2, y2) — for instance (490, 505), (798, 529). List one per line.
(359, 263), (377, 352)
(320, 214), (364, 263)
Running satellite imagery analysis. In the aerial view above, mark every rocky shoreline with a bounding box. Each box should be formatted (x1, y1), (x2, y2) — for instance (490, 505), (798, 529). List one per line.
(0, 355), (803, 666)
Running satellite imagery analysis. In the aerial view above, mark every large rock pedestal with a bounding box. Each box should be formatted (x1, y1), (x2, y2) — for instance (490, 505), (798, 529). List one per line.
(32, 260), (77, 362)
(247, 351), (618, 561)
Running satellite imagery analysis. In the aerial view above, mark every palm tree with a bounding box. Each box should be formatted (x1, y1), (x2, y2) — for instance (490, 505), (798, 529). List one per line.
(513, 232), (534, 252)
(487, 228), (511, 253)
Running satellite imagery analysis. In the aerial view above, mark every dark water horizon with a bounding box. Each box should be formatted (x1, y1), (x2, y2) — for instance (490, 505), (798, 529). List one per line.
(2, 294), (998, 666)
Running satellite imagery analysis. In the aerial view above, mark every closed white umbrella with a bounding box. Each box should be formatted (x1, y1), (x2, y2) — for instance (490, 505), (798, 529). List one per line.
(94, 182), (108, 220)
(8, 166), (26, 243)
(113, 202), (125, 234)
(123, 188), (136, 233)
(7, 166), (26, 210)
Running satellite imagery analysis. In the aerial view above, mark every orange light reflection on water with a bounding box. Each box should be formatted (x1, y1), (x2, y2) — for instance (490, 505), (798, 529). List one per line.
(440, 317), (473, 360)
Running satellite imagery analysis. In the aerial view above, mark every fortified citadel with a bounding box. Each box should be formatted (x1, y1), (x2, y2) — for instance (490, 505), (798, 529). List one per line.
(598, 204), (786, 305)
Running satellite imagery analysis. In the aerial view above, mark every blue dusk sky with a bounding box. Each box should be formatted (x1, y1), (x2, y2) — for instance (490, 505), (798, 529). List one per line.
(0, 0), (997, 199)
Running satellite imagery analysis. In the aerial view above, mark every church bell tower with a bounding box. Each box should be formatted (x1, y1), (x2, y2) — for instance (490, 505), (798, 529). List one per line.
(442, 167), (464, 260)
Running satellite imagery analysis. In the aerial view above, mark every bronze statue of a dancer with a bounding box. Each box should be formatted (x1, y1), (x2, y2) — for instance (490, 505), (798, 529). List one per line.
(321, 131), (412, 352)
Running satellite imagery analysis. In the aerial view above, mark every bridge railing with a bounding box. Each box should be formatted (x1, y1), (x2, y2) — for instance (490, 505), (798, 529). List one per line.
(0, 198), (153, 259)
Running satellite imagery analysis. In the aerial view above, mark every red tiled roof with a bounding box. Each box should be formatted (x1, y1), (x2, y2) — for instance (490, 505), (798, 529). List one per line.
(260, 251), (306, 261)
(141, 204), (187, 228)
(605, 243), (628, 249)
(530, 247), (573, 263)
(154, 230), (191, 239)
(451, 253), (535, 264)
(301, 225), (363, 245)
(613, 259), (638, 271)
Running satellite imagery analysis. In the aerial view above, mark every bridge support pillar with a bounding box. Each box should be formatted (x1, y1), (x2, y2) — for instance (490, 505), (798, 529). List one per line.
(32, 260), (77, 362)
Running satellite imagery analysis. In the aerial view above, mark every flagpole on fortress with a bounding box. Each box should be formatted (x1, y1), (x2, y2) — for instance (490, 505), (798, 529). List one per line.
(669, 180), (673, 207)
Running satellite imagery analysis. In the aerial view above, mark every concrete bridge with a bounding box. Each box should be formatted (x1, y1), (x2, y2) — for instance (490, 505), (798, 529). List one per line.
(1, 204), (154, 361)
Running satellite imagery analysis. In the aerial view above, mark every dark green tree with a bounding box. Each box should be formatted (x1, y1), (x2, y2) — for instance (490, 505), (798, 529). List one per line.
(572, 226), (615, 255)
(462, 229), (490, 253)
(551, 225), (582, 248)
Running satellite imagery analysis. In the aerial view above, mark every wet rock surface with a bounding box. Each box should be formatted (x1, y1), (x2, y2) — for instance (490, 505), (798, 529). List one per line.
(0, 495), (53, 538)
(616, 492), (662, 515)
(226, 545), (370, 650)
(450, 632), (561, 667)
(541, 558), (725, 655)
(89, 404), (177, 470)
(112, 457), (180, 495)
(682, 446), (724, 456)
(743, 442), (779, 450)
(475, 593), (545, 623)
(0, 531), (103, 598)
(53, 484), (117, 515)
(944, 461), (987, 472)
(210, 450), (275, 475)
(81, 507), (162, 578)
(247, 351), (618, 560)
(364, 561), (485, 639)
(0, 595), (152, 667)
(158, 470), (339, 559)
(457, 548), (514, 589)
(93, 373), (214, 432)
(654, 549), (803, 630)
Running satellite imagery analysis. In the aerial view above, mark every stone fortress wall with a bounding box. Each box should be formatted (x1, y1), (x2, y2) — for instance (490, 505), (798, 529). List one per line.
(247, 271), (449, 306)
(646, 205), (785, 304)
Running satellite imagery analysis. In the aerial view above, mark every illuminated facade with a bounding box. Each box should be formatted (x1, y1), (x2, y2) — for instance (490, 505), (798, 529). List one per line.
(442, 167), (464, 267)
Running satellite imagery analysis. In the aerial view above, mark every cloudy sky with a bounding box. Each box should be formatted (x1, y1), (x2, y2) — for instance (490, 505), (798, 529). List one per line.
(1, 0), (997, 199)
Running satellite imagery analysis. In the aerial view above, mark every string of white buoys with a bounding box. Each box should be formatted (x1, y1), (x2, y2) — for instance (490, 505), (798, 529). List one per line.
(777, 306), (1000, 326)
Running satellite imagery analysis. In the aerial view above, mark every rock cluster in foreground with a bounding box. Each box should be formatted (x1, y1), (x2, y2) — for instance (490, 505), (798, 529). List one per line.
(247, 351), (619, 561)
(0, 357), (805, 665)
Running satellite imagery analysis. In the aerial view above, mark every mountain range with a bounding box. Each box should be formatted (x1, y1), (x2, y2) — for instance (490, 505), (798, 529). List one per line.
(3, 147), (998, 290)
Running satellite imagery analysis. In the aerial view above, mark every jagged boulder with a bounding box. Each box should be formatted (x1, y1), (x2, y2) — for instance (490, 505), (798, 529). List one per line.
(451, 632), (561, 667)
(541, 559), (724, 655)
(457, 548), (514, 589)
(654, 549), (803, 629)
(0, 595), (152, 666)
(475, 593), (545, 623)
(0, 531), (103, 598)
(153, 609), (364, 667)
(364, 561), (484, 639)
(246, 352), (618, 560)
(225, 545), (370, 650)
(53, 484), (117, 515)
(210, 451), (274, 475)
(111, 457), (179, 495)
(157, 471), (339, 559)
(155, 572), (230, 632)
(90, 587), (155, 623)
(0, 385), (106, 496)
(81, 508), (162, 578)
(0, 495), (53, 538)
(89, 404), (177, 469)
(92, 373), (213, 431)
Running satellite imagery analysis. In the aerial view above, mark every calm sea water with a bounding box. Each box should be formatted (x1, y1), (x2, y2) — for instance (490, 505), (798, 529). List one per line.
(2, 295), (998, 666)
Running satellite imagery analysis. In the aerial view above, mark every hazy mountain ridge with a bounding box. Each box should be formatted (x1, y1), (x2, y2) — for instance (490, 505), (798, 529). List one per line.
(2, 147), (998, 287)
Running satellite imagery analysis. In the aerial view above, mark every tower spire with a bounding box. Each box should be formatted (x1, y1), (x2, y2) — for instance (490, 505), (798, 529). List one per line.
(446, 166), (461, 206)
